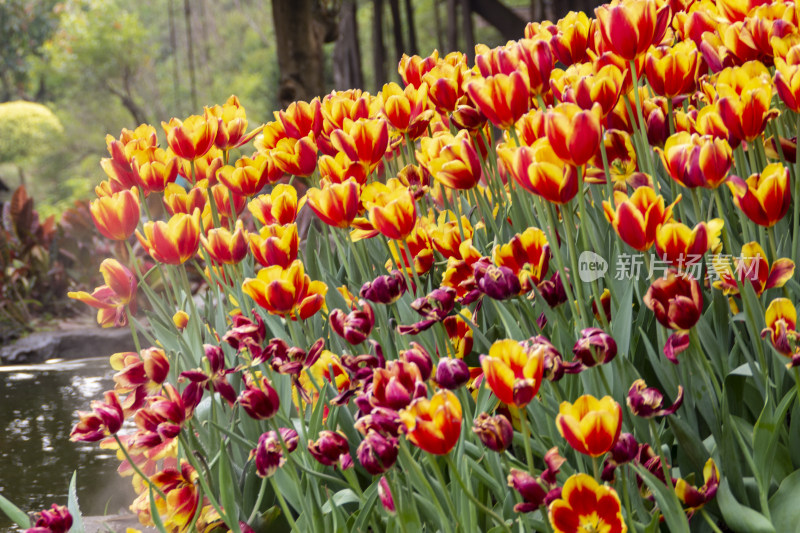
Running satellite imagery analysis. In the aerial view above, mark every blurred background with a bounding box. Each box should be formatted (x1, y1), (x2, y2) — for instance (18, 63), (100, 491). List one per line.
(0, 0), (598, 217)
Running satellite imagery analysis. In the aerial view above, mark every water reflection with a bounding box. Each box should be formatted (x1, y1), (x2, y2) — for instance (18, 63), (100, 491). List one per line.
(0, 357), (134, 530)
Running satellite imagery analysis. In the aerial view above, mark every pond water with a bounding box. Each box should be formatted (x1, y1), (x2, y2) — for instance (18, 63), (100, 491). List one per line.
(0, 357), (135, 530)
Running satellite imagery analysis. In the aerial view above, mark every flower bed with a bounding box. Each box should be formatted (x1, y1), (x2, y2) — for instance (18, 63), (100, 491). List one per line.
(7, 0), (800, 531)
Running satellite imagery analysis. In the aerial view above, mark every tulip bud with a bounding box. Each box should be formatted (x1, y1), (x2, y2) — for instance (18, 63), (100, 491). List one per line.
(539, 271), (567, 308)
(643, 271), (703, 331)
(435, 358), (470, 390)
(474, 261), (521, 300)
(472, 413), (513, 452)
(254, 431), (285, 477)
(357, 430), (399, 475)
(238, 377), (280, 420)
(29, 504), (73, 533)
(360, 270), (408, 304)
(172, 310), (189, 331)
(572, 328), (618, 368)
(507, 469), (548, 513)
(378, 477), (396, 514)
(399, 342), (433, 381)
(626, 379), (684, 418)
(330, 300), (375, 345)
(601, 432), (639, 481)
(308, 430), (353, 470)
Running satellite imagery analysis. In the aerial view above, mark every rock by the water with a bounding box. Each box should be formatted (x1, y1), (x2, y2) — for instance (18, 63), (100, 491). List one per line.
(0, 327), (137, 365)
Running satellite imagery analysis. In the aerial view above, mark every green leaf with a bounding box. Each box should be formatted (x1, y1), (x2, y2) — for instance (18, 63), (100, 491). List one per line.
(716, 478), (776, 533)
(612, 278), (634, 356)
(148, 484), (169, 533)
(321, 489), (360, 513)
(668, 416), (709, 476)
(631, 464), (690, 533)
(0, 493), (30, 529)
(67, 471), (85, 533)
(219, 442), (242, 533)
(753, 388), (794, 494)
(769, 468), (800, 533)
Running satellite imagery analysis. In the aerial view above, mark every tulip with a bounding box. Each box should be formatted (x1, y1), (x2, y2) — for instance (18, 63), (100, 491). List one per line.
(498, 138), (579, 204)
(89, 187), (140, 241)
(330, 300), (375, 345)
(397, 287), (457, 334)
(131, 147), (179, 194)
(443, 310), (474, 359)
(727, 163), (791, 227)
(399, 389), (463, 455)
(550, 63), (624, 118)
(645, 41), (702, 98)
(472, 413), (513, 452)
(201, 219), (249, 265)
(761, 297), (798, 357)
(370, 360), (427, 410)
(331, 118), (390, 175)
(139, 461), (200, 532)
(306, 178), (361, 228)
(548, 11), (592, 66)
(217, 154), (280, 197)
(474, 262), (522, 300)
(493, 227), (550, 291)
(248, 223), (299, 268)
(223, 313), (267, 354)
(181, 344), (237, 408)
(357, 430), (399, 475)
(318, 152), (368, 185)
(130, 384), (188, 450)
(545, 102), (603, 167)
(380, 82), (433, 140)
(308, 430), (353, 470)
(435, 358), (470, 390)
(100, 124), (158, 190)
(110, 347), (169, 401)
(675, 459), (720, 516)
(627, 379), (684, 419)
(360, 270), (407, 304)
(70, 390), (124, 442)
(238, 376), (280, 420)
(270, 135), (318, 177)
(556, 394), (622, 457)
(270, 338), (324, 376)
(643, 270), (703, 331)
(28, 504), (73, 533)
(714, 242), (795, 296)
(481, 338), (545, 407)
(655, 221), (710, 267)
(399, 342), (434, 381)
(363, 180), (417, 240)
(210, 94), (262, 150)
(163, 183), (207, 217)
(242, 260), (328, 320)
(573, 328), (618, 368)
(549, 473), (627, 533)
(253, 431), (285, 478)
(248, 184), (298, 226)
(716, 77), (779, 145)
(172, 310), (189, 331)
(466, 70), (531, 130)
(162, 110), (219, 160)
(276, 98), (323, 139)
(68, 259), (138, 328)
(603, 186), (678, 251)
(416, 130), (482, 190)
(775, 48), (800, 112)
(398, 51), (439, 89)
(594, 0), (670, 61)
(601, 433), (640, 481)
(422, 61), (467, 114)
(136, 210), (202, 265)
(657, 132), (732, 189)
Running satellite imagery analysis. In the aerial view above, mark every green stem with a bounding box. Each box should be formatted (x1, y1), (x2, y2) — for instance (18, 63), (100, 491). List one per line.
(518, 407), (535, 475)
(444, 454), (511, 533)
(270, 477), (300, 532)
(701, 509), (725, 533)
(113, 434), (166, 499)
(426, 454), (459, 523)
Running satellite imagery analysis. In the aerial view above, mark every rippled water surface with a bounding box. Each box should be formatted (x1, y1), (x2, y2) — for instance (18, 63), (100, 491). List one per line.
(0, 357), (134, 530)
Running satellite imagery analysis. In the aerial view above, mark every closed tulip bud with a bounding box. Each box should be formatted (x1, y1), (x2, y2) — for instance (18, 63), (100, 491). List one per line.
(556, 394), (622, 457)
(399, 389), (463, 455)
(472, 412), (513, 452)
(594, 0), (671, 61)
(450, 103), (488, 131)
(308, 430), (353, 469)
(201, 220), (249, 265)
(573, 328), (618, 368)
(162, 109), (220, 161)
(416, 130), (482, 190)
(655, 221), (710, 267)
(242, 260), (328, 320)
(238, 377), (280, 420)
(435, 358), (470, 390)
(545, 102), (603, 167)
(330, 300), (375, 345)
(357, 430), (399, 475)
(603, 186), (678, 251)
(29, 504), (73, 533)
(253, 431), (285, 477)
(627, 379), (684, 418)
(601, 432), (640, 481)
(592, 288), (612, 324)
(89, 187), (141, 241)
(360, 270), (407, 304)
(540, 271), (568, 308)
(172, 310), (189, 331)
(658, 132), (733, 189)
(474, 261), (521, 300)
(248, 223), (299, 268)
(378, 476), (396, 514)
(248, 184), (298, 226)
(645, 41), (702, 98)
(727, 163), (791, 227)
(643, 270), (703, 331)
(399, 342), (434, 381)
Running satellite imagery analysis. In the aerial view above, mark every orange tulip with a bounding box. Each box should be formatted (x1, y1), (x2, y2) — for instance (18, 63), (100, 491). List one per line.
(136, 210), (202, 265)
(90, 187), (141, 241)
(380, 82), (434, 140)
(399, 389), (462, 455)
(480, 339), (545, 407)
(493, 227), (551, 290)
(603, 186), (678, 251)
(594, 0), (670, 61)
(549, 474), (627, 533)
(498, 138), (579, 204)
(306, 178), (361, 228)
(209, 95), (263, 150)
(727, 162), (791, 227)
(363, 180), (417, 240)
(200, 220), (249, 265)
(416, 130), (482, 190)
(275, 98), (323, 140)
(657, 132), (732, 189)
(655, 221), (712, 266)
(216, 154), (281, 197)
(270, 135), (318, 177)
(556, 394), (622, 457)
(162, 110), (220, 161)
(646, 41), (702, 98)
(330, 118), (390, 175)
(545, 102), (603, 167)
(248, 184), (298, 226)
(466, 71), (531, 130)
(242, 260), (328, 319)
(249, 223), (300, 268)
(762, 297), (798, 357)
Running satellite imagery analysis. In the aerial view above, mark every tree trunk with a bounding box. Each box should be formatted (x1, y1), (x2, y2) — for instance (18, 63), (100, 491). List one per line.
(468, 0), (526, 40)
(183, 0), (198, 111)
(461, 0), (475, 62)
(403, 0), (418, 55)
(372, 0), (387, 89)
(432, 0), (444, 54)
(446, 0), (458, 53)
(333, 0), (364, 90)
(272, 0), (325, 107)
(168, 0), (181, 115)
(388, 0), (405, 68)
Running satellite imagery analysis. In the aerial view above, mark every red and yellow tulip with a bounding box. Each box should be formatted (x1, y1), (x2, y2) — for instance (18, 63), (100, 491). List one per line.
(306, 178), (362, 229)
(556, 394), (622, 457)
(480, 339), (545, 407)
(200, 219), (249, 265)
(399, 389), (463, 455)
(727, 162), (791, 227)
(549, 473), (627, 533)
(247, 184), (298, 226)
(603, 186), (678, 251)
(136, 210), (202, 265)
(90, 187), (141, 241)
(417, 130), (482, 190)
(242, 260), (328, 320)
(162, 110), (219, 161)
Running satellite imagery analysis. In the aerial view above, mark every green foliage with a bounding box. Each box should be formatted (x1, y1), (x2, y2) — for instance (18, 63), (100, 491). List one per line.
(0, 100), (63, 164)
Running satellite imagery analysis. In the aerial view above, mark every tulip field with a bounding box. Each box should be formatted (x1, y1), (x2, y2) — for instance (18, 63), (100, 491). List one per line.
(9, 0), (800, 531)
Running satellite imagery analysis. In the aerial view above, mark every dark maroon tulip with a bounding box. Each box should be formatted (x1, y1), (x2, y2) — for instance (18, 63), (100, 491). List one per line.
(573, 328), (618, 368)
(472, 413), (513, 452)
(308, 430), (353, 470)
(435, 358), (470, 390)
(357, 430), (399, 474)
(360, 270), (407, 304)
(330, 300), (375, 345)
(238, 376), (280, 420)
(626, 379), (684, 418)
